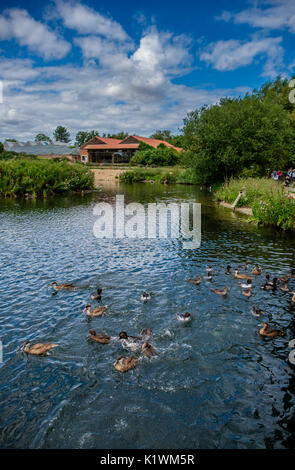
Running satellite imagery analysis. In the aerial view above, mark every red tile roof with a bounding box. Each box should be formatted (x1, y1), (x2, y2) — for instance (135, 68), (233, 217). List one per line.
(84, 144), (139, 150)
(121, 135), (182, 152)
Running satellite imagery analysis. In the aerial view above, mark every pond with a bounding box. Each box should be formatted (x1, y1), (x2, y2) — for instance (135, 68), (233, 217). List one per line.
(0, 182), (295, 449)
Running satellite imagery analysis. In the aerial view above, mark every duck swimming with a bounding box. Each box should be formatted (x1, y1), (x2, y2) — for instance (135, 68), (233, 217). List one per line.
(52, 282), (76, 291)
(242, 288), (252, 298)
(280, 283), (289, 292)
(259, 322), (286, 338)
(252, 265), (262, 275)
(177, 312), (192, 322)
(261, 278), (277, 291)
(90, 288), (102, 301)
(210, 287), (229, 296)
(224, 265), (231, 275)
(139, 328), (152, 340)
(186, 276), (201, 285)
(141, 292), (152, 301)
(251, 305), (264, 317)
(83, 304), (108, 317)
(89, 330), (110, 344)
(119, 331), (143, 350)
(241, 279), (252, 289)
(234, 269), (253, 280)
(20, 341), (58, 356)
(206, 265), (213, 273)
(113, 355), (138, 372)
(203, 272), (212, 281)
(142, 341), (157, 358)
(277, 274), (289, 283)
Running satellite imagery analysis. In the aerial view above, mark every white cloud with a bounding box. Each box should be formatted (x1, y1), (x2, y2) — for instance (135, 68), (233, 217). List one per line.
(218, 1), (295, 33)
(55, 1), (129, 41)
(0, 8), (70, 59)
(200, 36), (284, 77)
(0, 57), (245, 140)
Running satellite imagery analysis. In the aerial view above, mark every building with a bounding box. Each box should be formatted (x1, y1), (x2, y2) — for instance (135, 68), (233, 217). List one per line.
(79, 135), (182, 164)
(4, 140), (79, 162)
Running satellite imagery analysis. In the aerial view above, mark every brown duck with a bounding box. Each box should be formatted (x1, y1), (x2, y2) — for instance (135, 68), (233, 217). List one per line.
(52, 282), (76, 290)
(89, 330), (110, 344)
(259, 322), (286, 338)
(234, 269), (253, 280)
(252, 265), (262, 275)
(186, 276), (201, 285)
(242, 288), (252, 298)
(210, 287), (229, 296)
(20, 341), (58, 356)
(113, 355), (138, 372)
(142, 341), (157, 358)
(83, 304), (108, 317)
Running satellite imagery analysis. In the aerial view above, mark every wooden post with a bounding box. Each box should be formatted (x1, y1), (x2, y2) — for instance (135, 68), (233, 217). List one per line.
(232, 187), (246, 211)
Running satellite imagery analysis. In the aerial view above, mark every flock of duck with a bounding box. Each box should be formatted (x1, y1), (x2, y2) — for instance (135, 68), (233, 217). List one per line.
(19, 263), (295, 371)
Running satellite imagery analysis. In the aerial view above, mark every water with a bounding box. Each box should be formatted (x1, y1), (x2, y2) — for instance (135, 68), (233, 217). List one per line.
(0, 182), (295, 449)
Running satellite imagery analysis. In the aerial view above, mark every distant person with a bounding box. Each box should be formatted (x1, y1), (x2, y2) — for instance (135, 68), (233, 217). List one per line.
(292, 169), (295, 183)
(272, 170), (279, 182)
(285, 174), (291, 187)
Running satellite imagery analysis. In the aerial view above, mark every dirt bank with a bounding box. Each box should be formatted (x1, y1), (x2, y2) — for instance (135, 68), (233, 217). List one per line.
(218, 201), (253, 216)
(92, 168), (126, 185)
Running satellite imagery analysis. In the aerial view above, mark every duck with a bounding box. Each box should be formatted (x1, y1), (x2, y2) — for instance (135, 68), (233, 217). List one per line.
(264, 274), (273, 286)
(119, 331), (143, 350)
(234, 269), (253, 280)
(83, 304), (108, 317)
(89, 329), (110, 344)
(203, 272), (212, 281)
(206, 265), (213, 273)
(141, 292), (152, 302)
(279, 283), (289, 292)
(242, 288), (252, 298)
(186, 276), (201, 285)
(241, 279), (252, 289)
(261, 278), (277, 291)
(20, 341), (58, 356)
(277, 274), (289, 283)
(177, 312), (192, 322)
(210, 287), (229, 296)
(252, 265), (262, 275)
(52, 282), (76, 291)
(139, 328), (152, 340)
(292, 292), (295, 303)
(224, 265), (231, 275)
(259, 322), (286, 338)
(251, 305), (264, 317)
(90, 288), (102, 301)
(113, 355), (138, 372)
(142, 341), (157, 358)
(239, 261), (250, 270)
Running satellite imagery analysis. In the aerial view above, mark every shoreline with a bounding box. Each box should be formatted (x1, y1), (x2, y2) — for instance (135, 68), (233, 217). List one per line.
(218, 201), (253, 216)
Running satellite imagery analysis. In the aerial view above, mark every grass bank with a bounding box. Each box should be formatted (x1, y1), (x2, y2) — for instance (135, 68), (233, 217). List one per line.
(0, 159), (94, 198)
(215, 177), (295, 230)
(119, 167), (197, 184)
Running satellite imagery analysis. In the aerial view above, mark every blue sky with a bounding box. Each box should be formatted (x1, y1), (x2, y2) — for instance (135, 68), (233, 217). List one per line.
(0, 0), (294, 141)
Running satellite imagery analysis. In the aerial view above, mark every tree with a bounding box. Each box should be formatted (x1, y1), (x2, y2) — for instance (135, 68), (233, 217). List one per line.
(181, 78), (295, 184)
(150, 129), (172, 142)
(35, 133), (52, 143)
(0, 142), (4, 153)
(102, 131), (128, 140)
(74, 130), (99, 147)
(53, 126), (71, 143)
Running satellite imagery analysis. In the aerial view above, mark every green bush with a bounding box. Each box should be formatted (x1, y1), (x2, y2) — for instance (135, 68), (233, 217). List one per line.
(0, 159), (94, 197)
(130, 144), (180, 166)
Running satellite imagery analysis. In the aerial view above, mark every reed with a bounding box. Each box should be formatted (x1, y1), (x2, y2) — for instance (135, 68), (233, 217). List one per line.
(0, 159), (94, 197)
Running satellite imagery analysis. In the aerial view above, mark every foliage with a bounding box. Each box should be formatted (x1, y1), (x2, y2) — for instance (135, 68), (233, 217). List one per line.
(182, 77), (295, 185)
(35, 133), (52, 143)
(53, 126), (71, 143)
(0, 159), (94, 197)
(150, 129), (185, 148)
(75, 130), (99, 147)
(130, 144), (180, 166)
(102, 131), (128, 140)
(216, 177), (295, 230)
